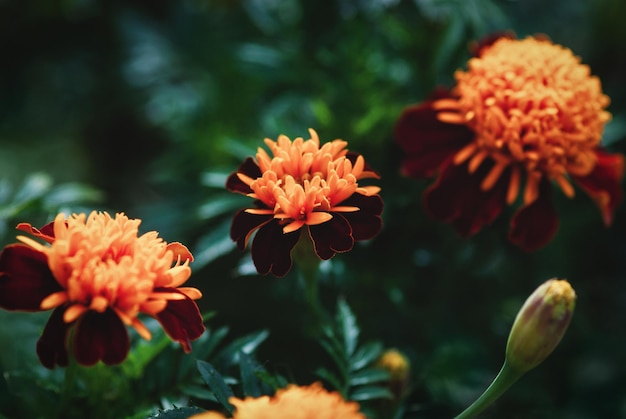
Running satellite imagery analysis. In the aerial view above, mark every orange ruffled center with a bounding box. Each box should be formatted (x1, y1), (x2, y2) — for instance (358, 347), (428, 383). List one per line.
(190, 382), (366, 419)
(237, 129), (380, 233)
(18, 211), (201, 341)
(434, 36), (611, 205)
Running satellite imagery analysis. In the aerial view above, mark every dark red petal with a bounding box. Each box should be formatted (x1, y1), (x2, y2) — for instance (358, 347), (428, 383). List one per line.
(226, 157), (262, 194)
(346, 152), (380, 177)
(36, 306), (70, 369)
(469, 31), (516, 56)
(72, 309), (130, 366)
(251, 220), (301, 277)
(309, 215), (354, 260)
(508, 179), (559, 252)
(155, 288), (205, 353)
(572, 150), (624, 226)
(16, 221), (57, 243)
(230, 210), (273, 250)
(424, 159), (509, 237)
(338, 194), (383, 241)
(0, 244), (61, 311)
(394, 96), (474, 178)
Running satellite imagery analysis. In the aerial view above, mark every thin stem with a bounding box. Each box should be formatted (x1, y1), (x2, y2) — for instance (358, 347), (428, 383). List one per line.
(292, 232), (327, 333)
(59, 353), (79, 416)
(454, 361), (524, 419)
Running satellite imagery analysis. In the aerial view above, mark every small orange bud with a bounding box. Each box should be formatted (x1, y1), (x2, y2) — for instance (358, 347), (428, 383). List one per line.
(377, 349), (410, 382)
(377, 348), (410, 400)
(505, 278), (576, 373)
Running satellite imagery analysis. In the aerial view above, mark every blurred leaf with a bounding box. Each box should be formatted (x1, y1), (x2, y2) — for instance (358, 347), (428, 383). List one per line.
(122, 329), (173, 379)
(196, 360), (235, 415)
(337, 298), (360, 359)
(192, 220), (237, 269)
(179, 384), (218, 402)
(603, 114), (626, 146)
(314, 367), (344, 394)
(197, 194), (247, 220)
(349, 368), (391, 386)
(13, 173), (52, 204)
(238, 351), (263, 398)
(254, 369), (290, 391)
(177, 324), (229, 382)
(349, 385), (394, 402)
(42, 183), (103, 209)
(199, 171), (230, 189)
(351, 341), (384, 371)
(148, 406), (204, 419)
(213, 329), (270, 368)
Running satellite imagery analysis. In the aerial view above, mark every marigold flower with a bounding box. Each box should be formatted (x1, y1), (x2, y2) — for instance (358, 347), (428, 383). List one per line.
(190, 382), (366, 419)
(506, 278), (576, 373)
(227, 129), (383, 276)
(0, 211), (205, 368)
(395, 34), (624, 251)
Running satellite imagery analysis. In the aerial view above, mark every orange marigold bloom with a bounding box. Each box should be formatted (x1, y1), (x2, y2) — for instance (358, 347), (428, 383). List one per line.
(227, 129), (383, 276)
(190, 382), (366, 419)
(395, 34), (624, 251)
(0, 211), (205, 368)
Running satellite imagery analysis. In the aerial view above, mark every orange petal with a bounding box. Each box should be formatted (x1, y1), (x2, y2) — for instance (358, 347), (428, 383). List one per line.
(63, 304), (88, 323)
(177, 287), (203, 300)
(40, 291), (69, 310)
(166, 242), (194, 263)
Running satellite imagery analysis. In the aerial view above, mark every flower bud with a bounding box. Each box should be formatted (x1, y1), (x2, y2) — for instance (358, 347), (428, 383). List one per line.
(377, 348), (410, 399)
(377, 349), (410, 382)
(505, 278), (576, 373)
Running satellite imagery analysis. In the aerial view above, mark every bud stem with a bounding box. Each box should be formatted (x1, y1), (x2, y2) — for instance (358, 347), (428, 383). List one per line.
(454, 361), (524, 419)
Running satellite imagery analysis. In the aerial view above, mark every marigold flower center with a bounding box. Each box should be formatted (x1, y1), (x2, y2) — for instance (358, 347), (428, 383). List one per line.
(240, 129), (380, 233)
(436, 37), (611, 204)
(29, 212), (194, 340)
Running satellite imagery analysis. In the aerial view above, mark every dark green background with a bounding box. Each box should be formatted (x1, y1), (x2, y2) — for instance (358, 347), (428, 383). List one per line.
(1, 0), (626, 418)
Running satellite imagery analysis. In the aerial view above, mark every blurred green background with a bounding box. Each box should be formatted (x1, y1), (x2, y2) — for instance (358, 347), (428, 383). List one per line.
(1, 0), (626, 418)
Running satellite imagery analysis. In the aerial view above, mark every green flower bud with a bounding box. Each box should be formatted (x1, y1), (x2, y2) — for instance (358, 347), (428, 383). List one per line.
(506, 278), (576, 373)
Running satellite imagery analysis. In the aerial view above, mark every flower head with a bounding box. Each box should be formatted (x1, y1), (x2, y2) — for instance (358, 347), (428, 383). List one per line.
(395, 34), (624, 251)
(0, 211), (205, 368)
(227, 129), (383, 276)
(506, 278), (576, 373)
(190, 382), (366, 419)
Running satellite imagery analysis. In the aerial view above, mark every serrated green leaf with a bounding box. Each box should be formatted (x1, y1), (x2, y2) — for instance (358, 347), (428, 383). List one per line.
(196, 360), (235, 414)
(337, 298), (359, 358)
(349, 368), (391, 386)
(148, 406), (204, 419)
(350, 341), (384, 371)
(349, 385), (393, 402)
(239, 351), (263, 397)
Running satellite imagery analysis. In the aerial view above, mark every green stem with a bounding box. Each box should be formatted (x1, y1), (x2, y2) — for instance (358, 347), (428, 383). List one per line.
(454, 361), (524, 419)
(59, 354), (79, 416)
(292, 232), (327, 331)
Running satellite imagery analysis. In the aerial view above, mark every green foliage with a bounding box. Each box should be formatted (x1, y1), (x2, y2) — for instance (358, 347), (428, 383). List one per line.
(1, 0), (626, 418)
(146, 407), (204, 419)
(316, 299), (393, 417)
(0, 173), (103, 244)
